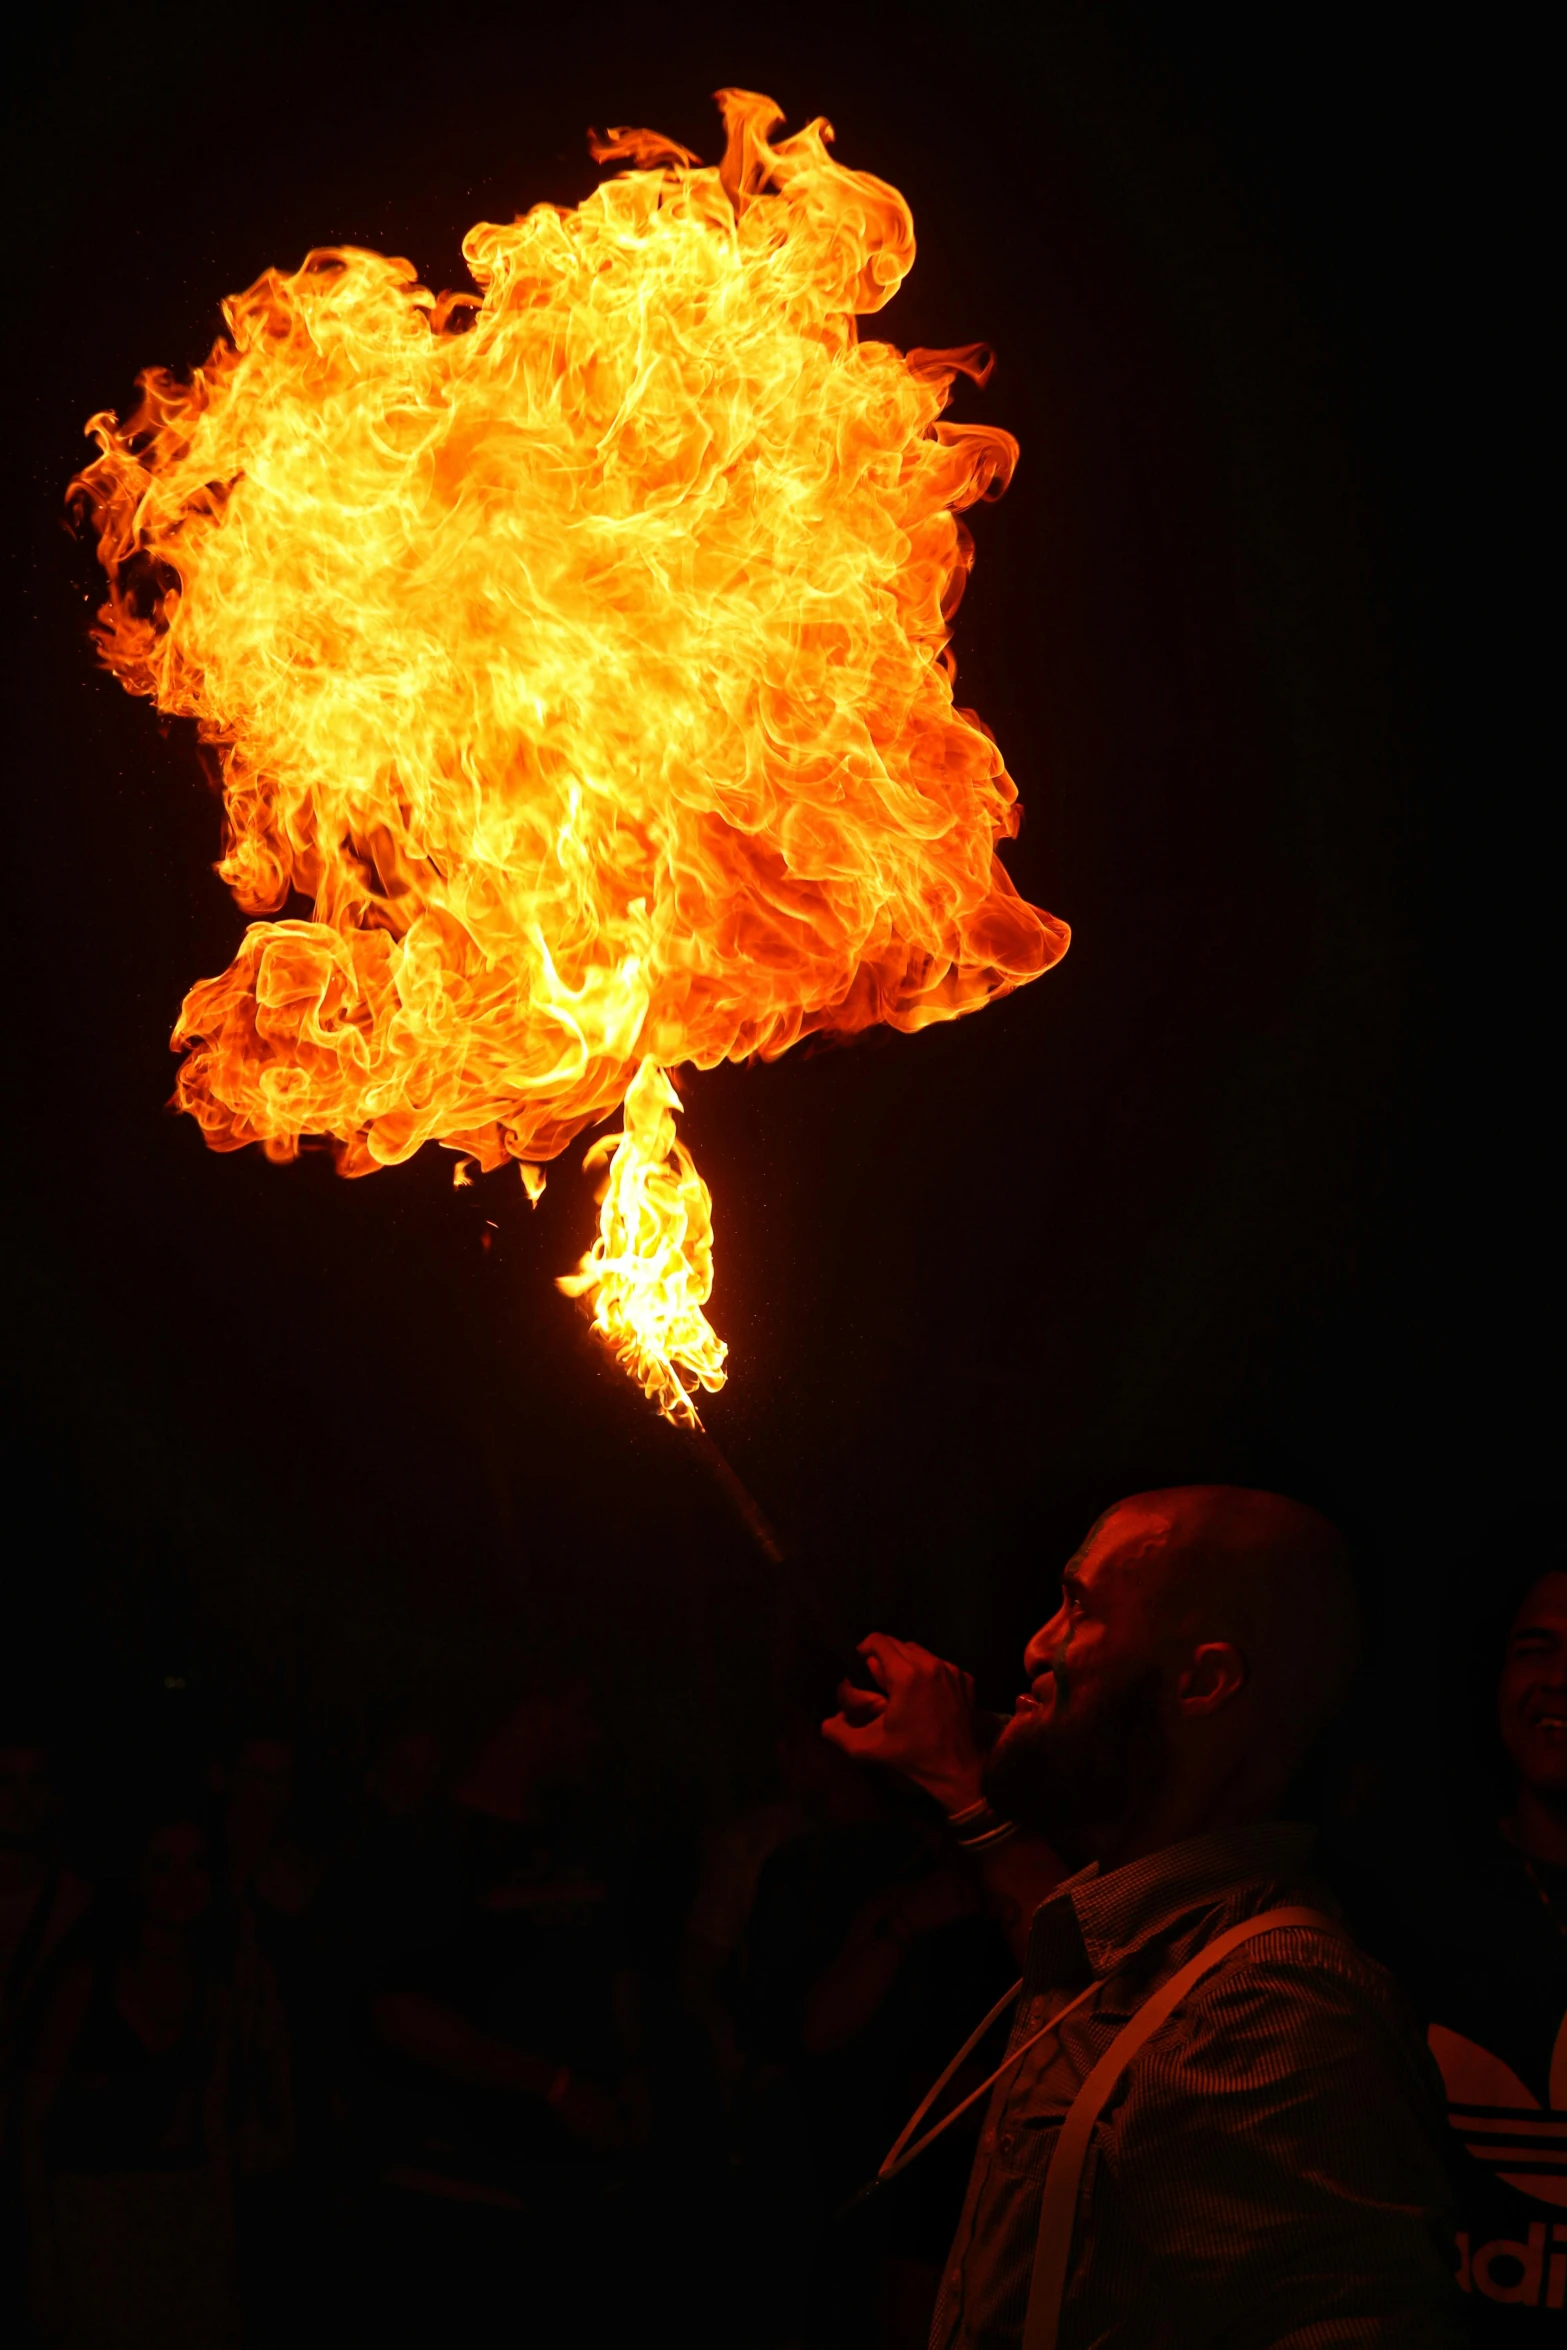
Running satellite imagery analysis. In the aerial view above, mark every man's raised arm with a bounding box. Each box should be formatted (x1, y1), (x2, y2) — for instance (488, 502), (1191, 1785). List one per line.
(821, 1632), (1066, 1963)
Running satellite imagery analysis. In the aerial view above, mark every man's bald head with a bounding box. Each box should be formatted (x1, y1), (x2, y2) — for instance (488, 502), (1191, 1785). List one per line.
(1104, 1486), (1360, 1788)
(986, 1485), (1360, 1862)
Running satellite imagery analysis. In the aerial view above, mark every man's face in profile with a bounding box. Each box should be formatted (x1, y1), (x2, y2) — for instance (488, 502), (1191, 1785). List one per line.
(1500, 1571), (1567, 1798)
(982, 1506), (1173, 1863)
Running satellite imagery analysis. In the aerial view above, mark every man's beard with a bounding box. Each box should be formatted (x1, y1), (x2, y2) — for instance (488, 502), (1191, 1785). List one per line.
(981, 1664), (1168, 1868)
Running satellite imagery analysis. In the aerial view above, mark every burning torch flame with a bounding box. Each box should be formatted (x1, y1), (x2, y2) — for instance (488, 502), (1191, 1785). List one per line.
(70, 90), (1068, 1422)
(558, 1057), (725, 1425)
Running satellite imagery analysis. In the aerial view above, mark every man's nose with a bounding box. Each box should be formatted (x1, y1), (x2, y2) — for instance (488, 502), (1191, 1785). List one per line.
(1022, 1621), (1059, 1678)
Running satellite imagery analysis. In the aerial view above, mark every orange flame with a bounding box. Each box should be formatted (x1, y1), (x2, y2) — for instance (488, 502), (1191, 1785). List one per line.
(558, 1058), (725, 1425)
(71, 90), (1068, 1418)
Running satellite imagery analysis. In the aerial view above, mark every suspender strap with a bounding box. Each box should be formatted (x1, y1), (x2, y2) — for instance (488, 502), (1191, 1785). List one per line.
(879, 1972), (1106, 2186)
(1020, 1904), (1341, 2350)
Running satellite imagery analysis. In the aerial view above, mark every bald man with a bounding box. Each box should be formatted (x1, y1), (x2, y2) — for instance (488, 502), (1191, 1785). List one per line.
(824, 1487), (1464, 2349)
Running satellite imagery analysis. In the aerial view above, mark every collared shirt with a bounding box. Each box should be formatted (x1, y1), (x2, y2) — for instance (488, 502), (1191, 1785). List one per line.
(930, 1822), (1465, 2348)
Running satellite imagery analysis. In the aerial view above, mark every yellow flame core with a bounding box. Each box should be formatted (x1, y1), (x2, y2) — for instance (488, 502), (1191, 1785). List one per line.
(558, 1058), (726, 1424)
(71, 90), (1068, 1415)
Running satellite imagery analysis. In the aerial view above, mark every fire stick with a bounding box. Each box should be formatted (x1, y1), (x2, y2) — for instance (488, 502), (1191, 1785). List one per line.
(681, 1423), (787, 1566)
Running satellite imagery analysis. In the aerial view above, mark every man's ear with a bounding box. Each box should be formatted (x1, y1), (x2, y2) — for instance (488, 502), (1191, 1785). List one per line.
(1175, 1641), (1247, 1718)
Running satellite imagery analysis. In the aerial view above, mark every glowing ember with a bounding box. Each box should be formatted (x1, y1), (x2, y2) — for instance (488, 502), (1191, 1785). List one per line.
(71, 89), (1068, 1421)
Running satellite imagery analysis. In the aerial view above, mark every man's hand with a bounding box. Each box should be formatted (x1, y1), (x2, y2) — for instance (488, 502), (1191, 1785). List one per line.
(821, 1633), (986, 1816)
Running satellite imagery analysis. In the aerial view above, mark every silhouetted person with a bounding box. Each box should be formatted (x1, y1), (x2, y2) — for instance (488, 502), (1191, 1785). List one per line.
(20, 1796), (288, 2350)
(681, 1711), (825, 2109)
(359, 1720), (446, 1859)
(215, 1733), (328, 1968)
(2, 1733), (92, 2098)
(825, 1485), (1464, 2348)
(357, 1688), (648, 2346)
(710, 1723), (1013, 2349)
(2, 1724), (94, 2349)
(788, 1805), (1014, 2350)
(333, 1714), (457, 1988)
(678, 1711), (879, 2350)
(1361, 1566), (1567, 2336)
(211, 1730), (329, 2349)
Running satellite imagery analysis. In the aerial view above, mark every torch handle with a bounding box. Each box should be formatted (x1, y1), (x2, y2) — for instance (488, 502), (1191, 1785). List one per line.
(683, 1424), (788, 1565)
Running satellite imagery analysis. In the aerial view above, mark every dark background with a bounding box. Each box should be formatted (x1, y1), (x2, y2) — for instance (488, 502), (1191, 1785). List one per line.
(3, 2), (1505, 1820)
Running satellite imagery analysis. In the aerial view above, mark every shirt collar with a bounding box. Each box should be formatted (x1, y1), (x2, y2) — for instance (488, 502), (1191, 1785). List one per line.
(1032, 1820), (1320, 1980)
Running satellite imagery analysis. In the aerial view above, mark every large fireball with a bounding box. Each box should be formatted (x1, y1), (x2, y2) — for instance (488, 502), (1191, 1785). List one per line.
(73, 89), (1068, 1423)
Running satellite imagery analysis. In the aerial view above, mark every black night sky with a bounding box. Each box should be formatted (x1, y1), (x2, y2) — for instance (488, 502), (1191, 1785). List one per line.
(4, 4), (1508, 1818)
